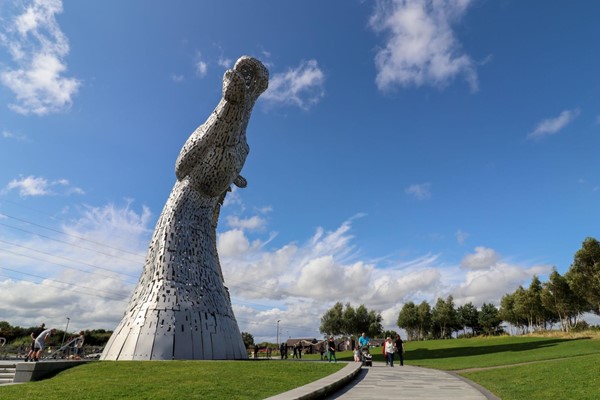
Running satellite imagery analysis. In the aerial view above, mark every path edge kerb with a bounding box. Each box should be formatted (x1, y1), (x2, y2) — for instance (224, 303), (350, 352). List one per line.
(265, 362), (362, 400)
(446, 370), (501, 400)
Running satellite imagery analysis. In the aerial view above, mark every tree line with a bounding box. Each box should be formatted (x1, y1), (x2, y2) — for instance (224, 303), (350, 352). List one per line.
(397, 237), (600, 339)
(319, 302), (384, 338)
(318, 237), (600, 341)
(0, 321), (112, 347)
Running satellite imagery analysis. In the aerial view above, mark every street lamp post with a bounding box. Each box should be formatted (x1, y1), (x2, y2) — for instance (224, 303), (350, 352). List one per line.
(61, 317), (70, 349)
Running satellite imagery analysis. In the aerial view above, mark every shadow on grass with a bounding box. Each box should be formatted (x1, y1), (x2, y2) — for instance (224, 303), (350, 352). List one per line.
(404, 337), (586, 361)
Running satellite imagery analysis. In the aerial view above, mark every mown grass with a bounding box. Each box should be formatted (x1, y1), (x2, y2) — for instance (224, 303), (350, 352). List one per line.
(0, 360), (344, 400)
(396, 334), (600, 400)
(4, 335), (600, 400)
(400, 335), (600, 370)
(462, 353), (600, 400)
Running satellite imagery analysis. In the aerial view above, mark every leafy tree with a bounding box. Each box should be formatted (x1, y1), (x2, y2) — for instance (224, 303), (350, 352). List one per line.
(566, 237), (600, 314)
(320, 302), (345, 336)
(417, 301), (432, 340)
(397, 302), (419, 340)
(432, 296), (457, 339)
(241, 332), (254, 348)
(342, 303), (357, 336)
(84, 329), (113, 346)
(367, 309), (384, 338)
(320, 302), (383, 339)
(457, 302), (480, 336)
(542, 268), (587, 332)
(382, 330), (398, 339)
(478, 303), (501, 335)
(499, 292), (522, 335)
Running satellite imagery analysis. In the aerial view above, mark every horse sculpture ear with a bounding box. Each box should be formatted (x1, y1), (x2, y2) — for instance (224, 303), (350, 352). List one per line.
(233, 175), (247, 188)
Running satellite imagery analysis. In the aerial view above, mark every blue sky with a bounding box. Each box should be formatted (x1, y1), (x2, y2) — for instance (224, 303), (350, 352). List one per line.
(1, 0), (599, 342)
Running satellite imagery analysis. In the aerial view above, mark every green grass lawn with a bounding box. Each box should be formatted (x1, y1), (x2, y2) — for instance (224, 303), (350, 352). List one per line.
(462, 353), (600, 400)
(398, 335), (600, 400)
(0, 360), (345, 400)
(3, 336), (600, 400)
(401, 335), (600, 370)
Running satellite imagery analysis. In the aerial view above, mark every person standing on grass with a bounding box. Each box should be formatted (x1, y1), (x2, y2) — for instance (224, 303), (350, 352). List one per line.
(327, 337), (336, 363)
(394, 334), (404, 366)
(319, 342), (325, 360)
(385, 337), (395, 367)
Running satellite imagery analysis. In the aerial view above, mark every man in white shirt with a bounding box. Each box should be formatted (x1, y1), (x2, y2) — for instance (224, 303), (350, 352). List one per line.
(32, 328), (56, 361)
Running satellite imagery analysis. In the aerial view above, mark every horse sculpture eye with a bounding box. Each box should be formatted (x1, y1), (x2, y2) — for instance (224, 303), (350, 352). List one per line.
(240, 65), (254, 87)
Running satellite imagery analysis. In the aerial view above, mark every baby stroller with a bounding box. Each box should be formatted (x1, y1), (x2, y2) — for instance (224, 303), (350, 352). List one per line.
(360, 345), (372, 367)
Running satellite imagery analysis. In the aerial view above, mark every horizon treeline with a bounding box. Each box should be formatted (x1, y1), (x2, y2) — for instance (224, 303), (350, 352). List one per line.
(398, 237), (600, 340)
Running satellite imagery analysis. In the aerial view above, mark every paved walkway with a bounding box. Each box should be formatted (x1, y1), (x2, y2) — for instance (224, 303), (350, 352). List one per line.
(266, 361), (500, 400)
(326, 362), (499, 399)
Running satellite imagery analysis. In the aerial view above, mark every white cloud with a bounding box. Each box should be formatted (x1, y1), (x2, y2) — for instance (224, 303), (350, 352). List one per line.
(0, 201), (151, 331)
(0, 0), (81, 115)
(369, 0), (478, 92)
(2, 129), (29, 141)
(227, 215), (267, 231)
(461, 246), (500, 269)
(218, 57), (232, 69)
(405, 182), (431, 199)
(454, 262), (552, 306)
(196, 61), (208, 77)
(262, 60), (325, 110)
(3, 175), (84, 197)
(0, 197), (551, 342)
(528, 108), (581, 140)
(171, 74), (184, 83)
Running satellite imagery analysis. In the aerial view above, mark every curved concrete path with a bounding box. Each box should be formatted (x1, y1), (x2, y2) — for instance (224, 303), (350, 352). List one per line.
(267, 361), (500, 400)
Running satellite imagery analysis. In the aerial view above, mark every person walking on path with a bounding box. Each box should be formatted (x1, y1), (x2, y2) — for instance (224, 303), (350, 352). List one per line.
(385, 337), (396, 367)
(327, 337), (336, 363)
(24, 323), (45, 362)
(394, 334), (404, 366)
(358, 332), (370, 350)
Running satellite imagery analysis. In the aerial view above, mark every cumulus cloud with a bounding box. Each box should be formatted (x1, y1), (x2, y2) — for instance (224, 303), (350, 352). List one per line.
(405, 182), (431, 199)
(452, 246), (552, 306)
(262, 59), (325, 110)
(0, 201), (151, 331)
(0, 196), (551, 342)
(461, 246), (500, 269)
(0, 0), (81, 115)
(369, 0), (478, 92)
(3, 175), (84, 197)
(527, 108), (581, 140)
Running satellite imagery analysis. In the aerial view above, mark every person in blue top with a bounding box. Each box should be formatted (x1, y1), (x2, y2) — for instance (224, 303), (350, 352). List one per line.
(358, 332), (370, 349)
